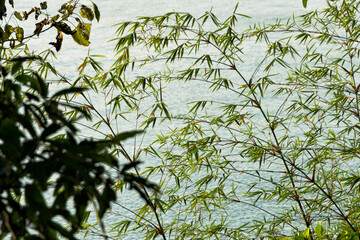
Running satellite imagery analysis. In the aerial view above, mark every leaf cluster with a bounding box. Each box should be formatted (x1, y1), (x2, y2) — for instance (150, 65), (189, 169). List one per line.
(0, 0), (100, 51)
(0, 57), (154, 239)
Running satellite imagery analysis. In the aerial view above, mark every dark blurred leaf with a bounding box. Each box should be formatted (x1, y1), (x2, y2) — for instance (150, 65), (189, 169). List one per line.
(0, 27), (5, 42)
(111, 130), (143, 144)
(10, 56), (38, 75)
(23, 8), (35, 20)
(40, 123), (61, 139)
(34, 7), (41, 20)
(98, 184), (115, 218)
(0, 0), (6, 20)
(48, 221), (76, 240)
(15, 73), (48, 97)
(25, 184), (45, 206)
(51, 86), (87, 99)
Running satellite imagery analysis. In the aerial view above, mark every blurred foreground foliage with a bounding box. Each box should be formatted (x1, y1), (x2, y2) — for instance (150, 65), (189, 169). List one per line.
(0, 1), (157, 239)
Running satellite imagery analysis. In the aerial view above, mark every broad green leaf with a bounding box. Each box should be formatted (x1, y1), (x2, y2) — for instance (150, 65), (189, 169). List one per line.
(15, 27), (24, 42)
(14, 11), (23, 20)
(71, 23), (91, 46)
(72, 30), (90, 46)
(5, 24), (13, 34)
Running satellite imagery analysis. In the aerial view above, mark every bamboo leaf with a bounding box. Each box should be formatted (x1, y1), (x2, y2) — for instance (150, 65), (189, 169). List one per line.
(302, 0), (308, 8)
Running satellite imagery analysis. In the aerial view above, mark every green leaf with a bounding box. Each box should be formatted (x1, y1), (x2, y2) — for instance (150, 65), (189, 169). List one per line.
(80, 211), (91, 226)
(15, 27), (24, 42)
(25, 184), (45, 206)
(80, 5), (94, 21)
(302, 0), (308, 8)
(11, 61), (22, 75)
(92, 2), (100, 22)
(10, 56), (37, 75)
(5, 24), (13, 34)
(71, 23), (91, 46)
(0, 25), (12, 42)
(72, 30), (90, 46)
(315, 222), (324, 237)
(111, 130), (143, 143)
(82, 23), (91, 38)
(51, 87), (87, 99)
(14, 11), (23, 20)
(40, 1), (47, 10)
(15, 73), (48, 97)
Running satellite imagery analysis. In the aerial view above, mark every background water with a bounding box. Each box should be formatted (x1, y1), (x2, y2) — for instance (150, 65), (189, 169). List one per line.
(12, 0), (326, 239)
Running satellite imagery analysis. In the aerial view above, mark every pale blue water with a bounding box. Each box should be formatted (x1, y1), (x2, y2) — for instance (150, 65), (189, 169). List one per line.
(8, 0), (327, 239)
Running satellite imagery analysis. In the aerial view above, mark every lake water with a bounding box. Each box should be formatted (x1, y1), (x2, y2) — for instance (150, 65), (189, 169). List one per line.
(12, 0), (327, 239)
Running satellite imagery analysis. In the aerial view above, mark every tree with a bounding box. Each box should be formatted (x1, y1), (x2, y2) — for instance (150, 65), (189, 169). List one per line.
(77, 0), (360, 238)
(0, 0), (100, 51)
(0, 2), (157, 239)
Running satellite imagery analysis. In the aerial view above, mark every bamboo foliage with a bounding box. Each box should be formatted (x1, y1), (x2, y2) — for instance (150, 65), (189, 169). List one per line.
(3, 0), (360, 239)
(86, 0), (360, 239)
